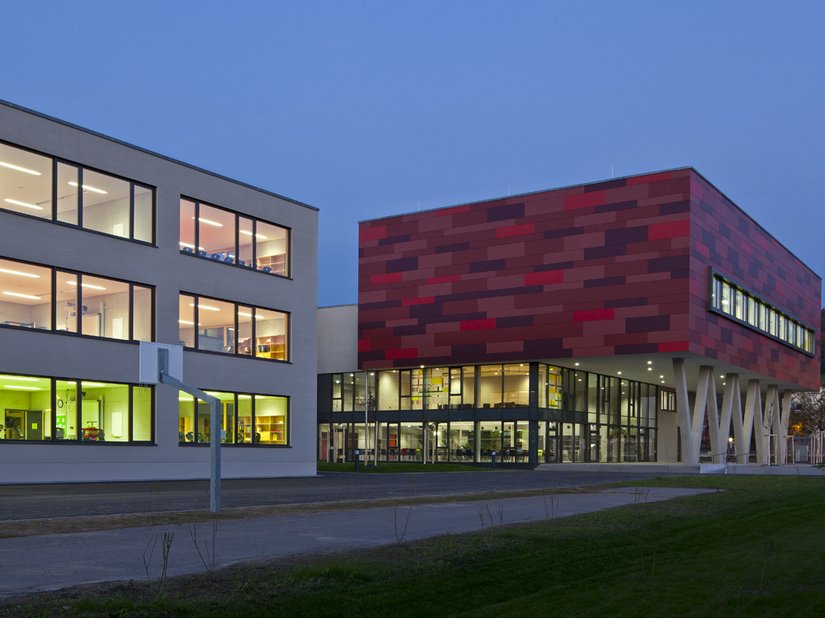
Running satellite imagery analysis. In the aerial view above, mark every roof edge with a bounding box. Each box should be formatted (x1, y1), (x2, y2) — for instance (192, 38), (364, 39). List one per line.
(0, 98), (319, 213)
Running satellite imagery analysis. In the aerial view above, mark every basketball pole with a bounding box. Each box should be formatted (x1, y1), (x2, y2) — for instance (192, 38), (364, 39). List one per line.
(158, 348), (222, 513)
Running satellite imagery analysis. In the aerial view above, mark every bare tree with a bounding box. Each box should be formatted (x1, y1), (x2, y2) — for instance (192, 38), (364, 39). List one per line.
(790, 389), (825, 434)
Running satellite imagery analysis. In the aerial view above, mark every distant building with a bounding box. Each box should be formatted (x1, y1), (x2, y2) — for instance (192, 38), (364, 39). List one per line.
(318, 169), (820, 466)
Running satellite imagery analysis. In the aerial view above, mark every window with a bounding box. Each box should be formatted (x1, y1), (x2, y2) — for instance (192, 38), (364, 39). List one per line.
(0, 373), (153, 443)
(710, 271), (815, 355)
(0, 141), (155, 243)
(179, 293), (289, 361)
(0, 256), (153, 341)
(178, 390), (288, 446)
(180, 197), (290, 276)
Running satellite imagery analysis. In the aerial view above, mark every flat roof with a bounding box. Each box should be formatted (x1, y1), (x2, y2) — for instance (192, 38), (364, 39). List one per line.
(360, 166), (820, 281)
(0, 98), (319, 213)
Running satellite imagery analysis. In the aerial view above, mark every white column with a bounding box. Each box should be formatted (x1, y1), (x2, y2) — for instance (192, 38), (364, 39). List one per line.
(742, 380), (762, 464)
(719, 375), (739, 463)
(778, 391), (793, 464)
(704, 368), (721, 463)
(673, 358), (697, 464)
(763, 385), (779, 465)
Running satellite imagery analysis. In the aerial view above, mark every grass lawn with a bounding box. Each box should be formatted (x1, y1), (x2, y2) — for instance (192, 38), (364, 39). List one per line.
(317, 461), (491, 473)
(4, 476), (825, 617)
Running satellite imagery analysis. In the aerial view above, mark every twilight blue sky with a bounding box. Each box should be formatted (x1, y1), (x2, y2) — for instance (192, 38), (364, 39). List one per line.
(2, 1), (824, 306)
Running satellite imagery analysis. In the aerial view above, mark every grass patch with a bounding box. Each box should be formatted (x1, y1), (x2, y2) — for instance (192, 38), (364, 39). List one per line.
(4, 476), (825, 616)
(317, 461), (490, 473)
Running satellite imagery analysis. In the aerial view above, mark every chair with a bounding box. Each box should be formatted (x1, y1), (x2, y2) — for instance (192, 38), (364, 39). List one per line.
(182, 246), (194, 254)
(262, 266), (272, 274)
(197, 250), (207, 258)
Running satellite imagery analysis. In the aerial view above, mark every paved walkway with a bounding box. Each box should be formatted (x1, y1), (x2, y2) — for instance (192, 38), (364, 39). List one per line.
(0, 486), (712, 598)
(0, 469), (672, 520)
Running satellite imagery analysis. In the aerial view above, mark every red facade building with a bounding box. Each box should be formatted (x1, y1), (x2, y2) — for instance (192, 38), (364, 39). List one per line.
(319, 168), (820, 466)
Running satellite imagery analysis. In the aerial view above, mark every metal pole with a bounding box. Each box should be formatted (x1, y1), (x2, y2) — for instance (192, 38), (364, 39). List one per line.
(364, 371), (369, 466)
(159, 349), (221, 513)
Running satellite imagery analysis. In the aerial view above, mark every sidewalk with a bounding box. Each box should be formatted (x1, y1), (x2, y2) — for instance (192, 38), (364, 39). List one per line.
(0, 486), (712, 599)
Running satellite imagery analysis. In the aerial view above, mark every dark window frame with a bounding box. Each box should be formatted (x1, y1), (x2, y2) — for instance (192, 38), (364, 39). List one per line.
(180, 291), (290, 363)
(0, 254), (155, 344)
(180, 196), (291, 279)
(0, 138), (156, 245)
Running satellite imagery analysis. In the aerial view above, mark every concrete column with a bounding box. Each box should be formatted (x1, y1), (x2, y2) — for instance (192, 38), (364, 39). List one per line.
(673, 358), (697, 465)
(720, 374), (739, 462)
(778, 391), (793, 464)
(741, 380), (762, 464)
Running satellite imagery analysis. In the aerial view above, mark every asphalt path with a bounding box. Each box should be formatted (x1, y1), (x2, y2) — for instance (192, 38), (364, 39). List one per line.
(0, 470), (670, 521)
(0, 486), (713, 598)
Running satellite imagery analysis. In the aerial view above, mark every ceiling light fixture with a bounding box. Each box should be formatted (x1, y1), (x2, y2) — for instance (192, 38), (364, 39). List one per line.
(0, 267), (40, 279)
(193, 216), (223, 228)
(0, 161), (42, 175)
(4, 198), (44, 211)
(0, 375), (40, 382)
(2, 291), (41, 300)
(3, 384), (41, 390)
(239, 230), (268, 240)
(68, 181), (107, 195)
(81, 382), (107, 387)
(191, 303), (220, 312)
(646, 360), (653, 365)
(67, 281), (106, 291)
(178, 319), (196, 325)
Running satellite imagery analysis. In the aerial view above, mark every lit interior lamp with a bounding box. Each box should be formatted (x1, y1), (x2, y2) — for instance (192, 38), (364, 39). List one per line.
(192, 216), (223, 227)
(4, 198), (43, 211)
(67, 280), (107, 291)
(0, 267), (40, 278)
(0, 161), (42, 175)
(239, 230), (268, 240)
(67, 181), (107, 195)
(2, 291), (41, 300)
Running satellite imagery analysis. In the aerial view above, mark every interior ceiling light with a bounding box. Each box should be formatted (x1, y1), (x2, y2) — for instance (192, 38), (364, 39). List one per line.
(239, 230), (268, 240)
(237, 311), (263, 320)
(193, 216), (223, 227)
(3, 384), (41, 390)
(0, 375), (40, 382)
(67, 280), (106, 291)
(68, 181), (107, 195)
(191, 303), (220, 312)
(178, 319), (201, 326)
(81, 382), (107, 387)
(0, 161), (42, 175)
(0, 267), (40, 279)
(3, 291), (41, 300)
(4, 198), (44, 211)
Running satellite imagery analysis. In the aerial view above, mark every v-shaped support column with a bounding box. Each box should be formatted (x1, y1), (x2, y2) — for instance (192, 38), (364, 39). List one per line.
(718, 374), (740, 464)
(740, 379), (762, 464)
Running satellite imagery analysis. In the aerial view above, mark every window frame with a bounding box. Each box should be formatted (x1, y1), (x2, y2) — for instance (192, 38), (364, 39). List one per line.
(0, 254), (155, 343)
(708, 268), (815, 357)
(0, 372), (154, 444)
(178, 391), (290, 447)
(0, 138), (156, 245)
(180, 196), (291, 278)
(179, 291), (290, 362)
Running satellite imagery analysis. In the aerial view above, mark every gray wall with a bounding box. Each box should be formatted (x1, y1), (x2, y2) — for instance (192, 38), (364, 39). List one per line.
(0, 102), (318, 482)
(317, 305), (358, 374)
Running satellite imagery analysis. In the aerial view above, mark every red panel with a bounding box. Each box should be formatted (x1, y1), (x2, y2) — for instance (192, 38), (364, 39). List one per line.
(564, 190), (605, 211)
(573, 308), (616, 322)
(524, 270), (564, 286)
(385, 348), (418, 360)
(401, 296), (435, 306)
(658, 340), (689, 352)
(496, 223), (535, 238)
(649, 220), (689, 240)
(370, 272), (403, 285)
(360, 225), (388, 242)
(460, 318), (497, 331)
